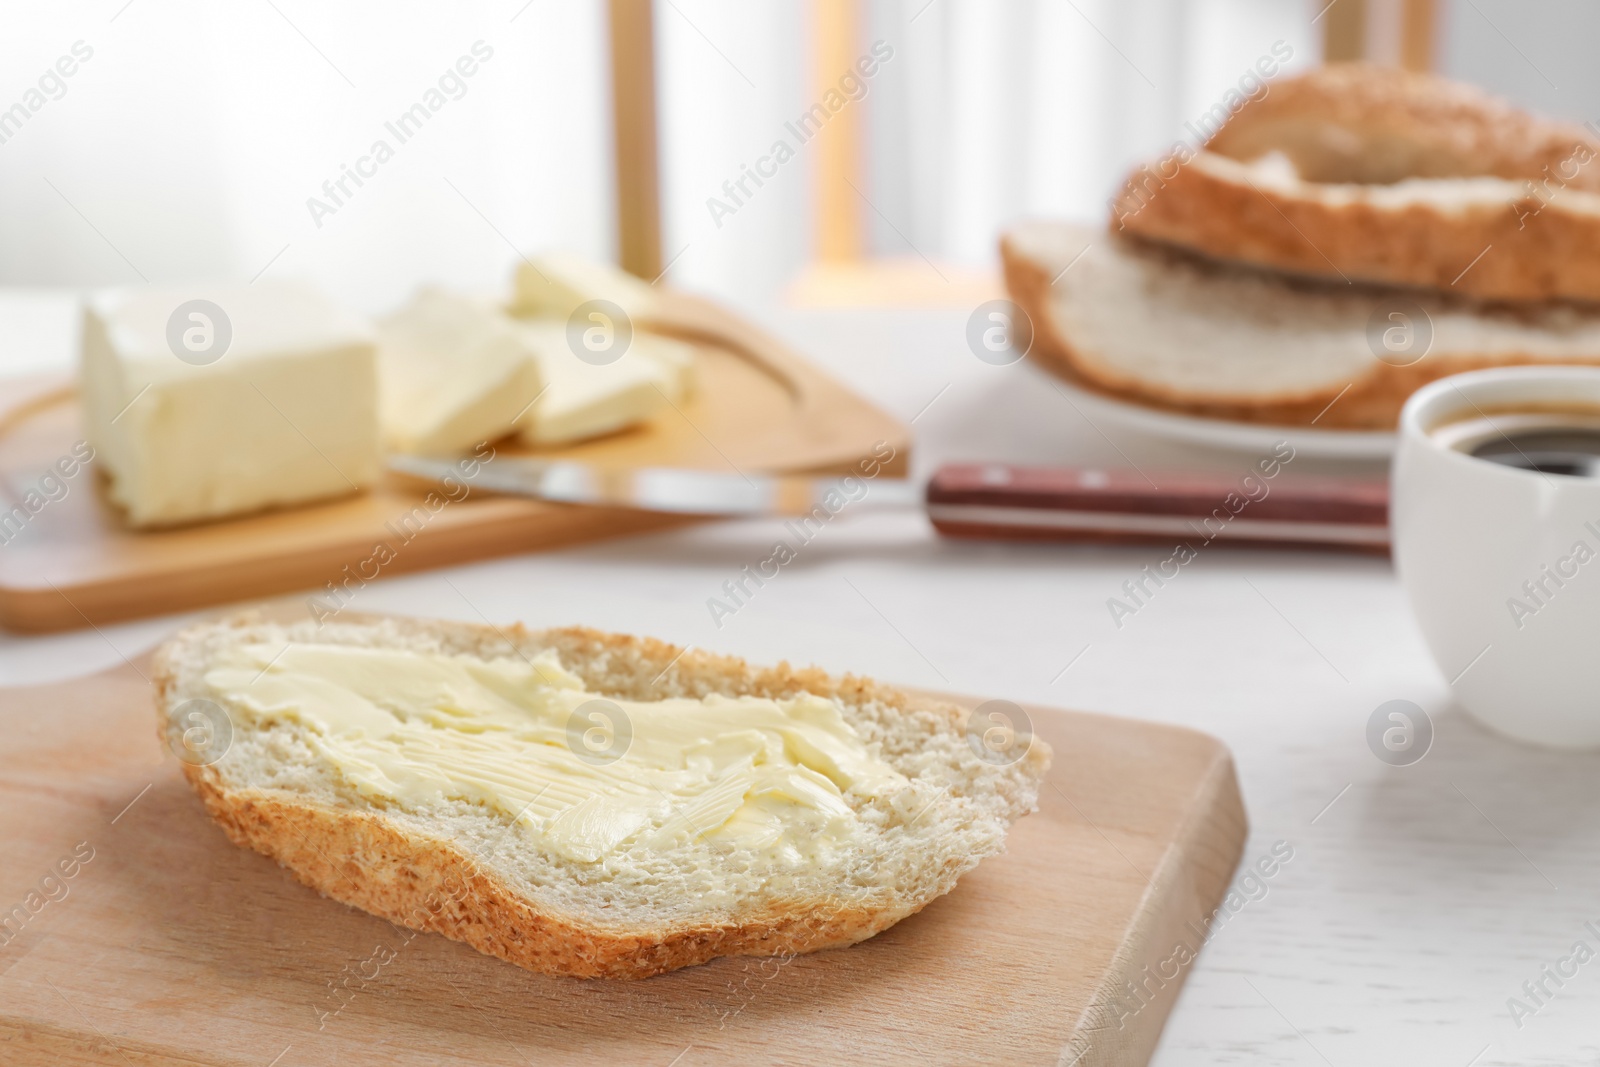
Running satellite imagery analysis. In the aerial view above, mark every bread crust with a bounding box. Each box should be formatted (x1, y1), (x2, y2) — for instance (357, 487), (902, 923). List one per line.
(1209, 63), (1600, 188)
(154, 613), (1046, 980)
(176, 764), (893, 980)
(1116, 64), (1600, 303)
(1118, 152), (1600, 305)
(1000, 230), (1600, 430)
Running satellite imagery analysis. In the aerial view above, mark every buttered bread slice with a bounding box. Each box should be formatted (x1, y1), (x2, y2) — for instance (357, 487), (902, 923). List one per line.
(153, 612), (1048, 978)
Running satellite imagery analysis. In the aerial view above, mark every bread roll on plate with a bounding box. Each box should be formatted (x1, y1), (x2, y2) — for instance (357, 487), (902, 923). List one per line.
(1002, 222), (1600, 429)
(1113, 64), (1600, 305)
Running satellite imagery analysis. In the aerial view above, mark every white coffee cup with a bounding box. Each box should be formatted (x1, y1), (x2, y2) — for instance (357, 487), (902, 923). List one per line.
(1393, 366), (1600, 747)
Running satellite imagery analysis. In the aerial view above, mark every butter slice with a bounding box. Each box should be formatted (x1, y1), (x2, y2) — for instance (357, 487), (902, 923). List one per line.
(203, 640), (909, 866)
(508, 253), (658, 320)
(81, 283), (379, 528)
(377, 289), (542, 455)
(640, 332), (697, 401)
(514, 321), (677, 446)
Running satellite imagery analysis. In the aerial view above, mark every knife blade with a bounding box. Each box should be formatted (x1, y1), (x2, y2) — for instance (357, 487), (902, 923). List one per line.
(387, 454), (922, 516)
(388, 455), (1391, 550)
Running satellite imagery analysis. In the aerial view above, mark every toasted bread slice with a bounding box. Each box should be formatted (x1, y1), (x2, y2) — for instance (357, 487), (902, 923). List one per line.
(1002, 221), (1600, 429)
(1114, 64), (1600, 304)
(153, 611), (1048, 979)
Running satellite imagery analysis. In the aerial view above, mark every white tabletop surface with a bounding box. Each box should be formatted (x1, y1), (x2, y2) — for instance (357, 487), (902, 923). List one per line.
(1, 299), (1591, 1067)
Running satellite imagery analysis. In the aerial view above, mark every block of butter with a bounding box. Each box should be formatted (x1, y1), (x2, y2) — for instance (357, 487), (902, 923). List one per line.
(80, 282), (379, 528)
(377, 289), (543, 455)
(640, 331), (697, 401)
(514, 321), (679, 446)
(508, 253), (659, 321)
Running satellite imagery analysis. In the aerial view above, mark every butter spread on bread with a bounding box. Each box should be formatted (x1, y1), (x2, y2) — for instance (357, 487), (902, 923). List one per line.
(156, 613), (1048, 978)
(203, 639), (908, 866)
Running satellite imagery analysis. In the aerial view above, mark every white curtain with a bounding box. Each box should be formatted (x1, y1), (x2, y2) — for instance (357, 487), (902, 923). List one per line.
(659, 0), (1317, 306)
(0, 0), (614, 317)
(4, 0), (1597, 363)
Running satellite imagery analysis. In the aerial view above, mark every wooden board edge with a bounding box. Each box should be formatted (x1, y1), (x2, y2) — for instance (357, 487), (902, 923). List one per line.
(0, 373), (75, 436)
(639, 293), (911, 458)
(1064, 743), (1248, 1066)
(902, 687), (1249, 1065)
(0, 1016), (218, 1067)
(0, 506), (697, 634)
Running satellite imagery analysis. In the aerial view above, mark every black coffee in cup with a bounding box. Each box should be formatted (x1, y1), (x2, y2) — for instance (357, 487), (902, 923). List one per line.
(1430, 410), (1600, 478)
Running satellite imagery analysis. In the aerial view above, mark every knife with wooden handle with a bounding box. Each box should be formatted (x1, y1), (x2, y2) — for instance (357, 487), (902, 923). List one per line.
(389, 456), (1390, 551)
(925, 464), (1389, 549)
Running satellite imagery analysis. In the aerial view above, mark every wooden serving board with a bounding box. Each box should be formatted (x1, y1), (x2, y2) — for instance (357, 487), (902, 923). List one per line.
(0, 295), (908, 633)
(0, 651), (1246, 1066)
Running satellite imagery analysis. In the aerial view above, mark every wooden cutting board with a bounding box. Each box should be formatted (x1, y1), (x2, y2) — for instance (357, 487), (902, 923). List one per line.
(0, 651), (1246, 1066)
(0, 294), (908, 633)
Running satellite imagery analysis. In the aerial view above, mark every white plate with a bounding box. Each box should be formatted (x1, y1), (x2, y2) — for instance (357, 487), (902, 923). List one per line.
(1053, 377), (1396, 461)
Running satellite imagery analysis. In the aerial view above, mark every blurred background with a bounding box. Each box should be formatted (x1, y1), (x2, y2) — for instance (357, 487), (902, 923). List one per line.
(1, 0), (1597, 376)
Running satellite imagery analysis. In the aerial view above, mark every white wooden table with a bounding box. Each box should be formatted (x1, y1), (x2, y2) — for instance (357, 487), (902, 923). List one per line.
(2, 300), (1592, 1067)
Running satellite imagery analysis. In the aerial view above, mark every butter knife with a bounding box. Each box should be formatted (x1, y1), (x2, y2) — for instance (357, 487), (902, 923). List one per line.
(387, 455), (1391, 550)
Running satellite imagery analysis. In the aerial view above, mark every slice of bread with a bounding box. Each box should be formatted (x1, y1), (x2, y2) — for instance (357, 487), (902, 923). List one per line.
(153, 611), (1049, 979)
(1114, 64), (1600, 304)
(1002, 221), (1600, 429)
